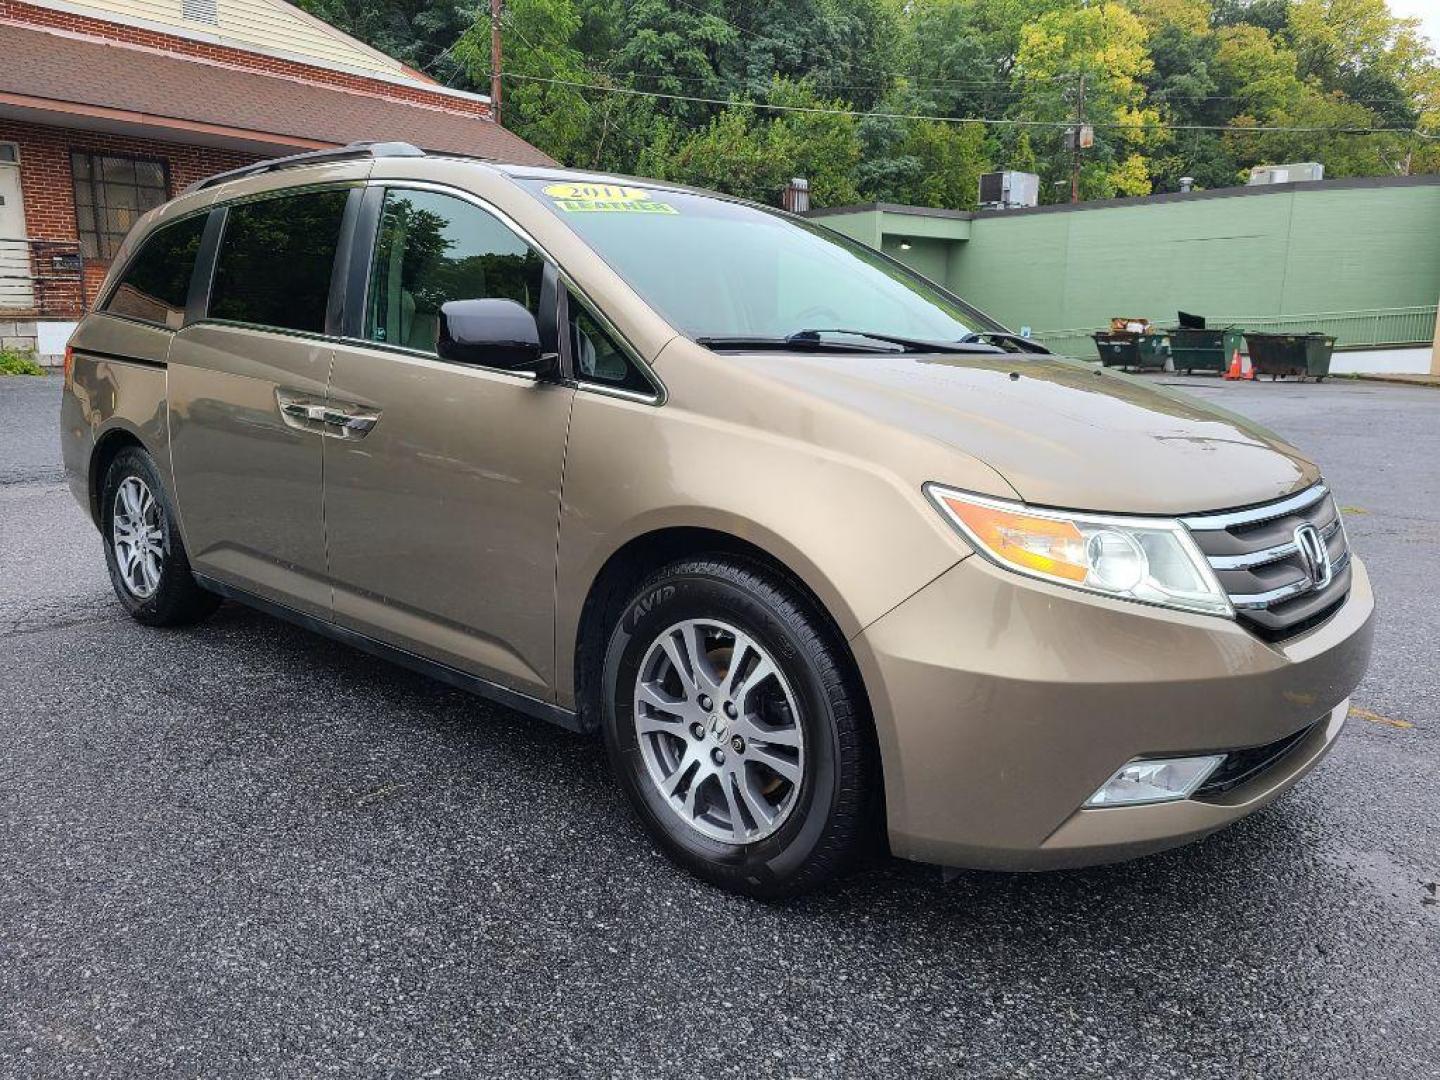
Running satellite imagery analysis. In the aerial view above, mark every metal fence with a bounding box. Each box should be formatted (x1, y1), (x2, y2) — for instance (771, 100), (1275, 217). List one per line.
(0, 237), (87, 319)
(1030, 304), (1438, 359)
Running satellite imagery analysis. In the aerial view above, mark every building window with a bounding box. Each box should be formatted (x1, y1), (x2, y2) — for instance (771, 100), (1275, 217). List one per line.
(70, 152), (169, 261)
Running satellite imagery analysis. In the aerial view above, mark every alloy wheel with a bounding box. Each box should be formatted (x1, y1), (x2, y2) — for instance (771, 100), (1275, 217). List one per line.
(112, 476), (165, 599)
(632, 618), (805, 844)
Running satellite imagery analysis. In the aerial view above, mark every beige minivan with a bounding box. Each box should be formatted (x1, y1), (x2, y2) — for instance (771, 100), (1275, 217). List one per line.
(61, 143), (1373, 898)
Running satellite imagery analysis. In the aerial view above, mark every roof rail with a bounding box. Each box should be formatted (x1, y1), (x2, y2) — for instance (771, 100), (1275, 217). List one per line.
(183, 141), (425, 194)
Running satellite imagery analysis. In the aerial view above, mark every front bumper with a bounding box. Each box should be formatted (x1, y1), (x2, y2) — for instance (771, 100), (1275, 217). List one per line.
(852, 553), (1375, 870)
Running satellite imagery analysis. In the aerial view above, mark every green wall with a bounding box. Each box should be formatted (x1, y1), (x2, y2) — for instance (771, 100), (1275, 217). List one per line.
(811, 179), (1440, 350)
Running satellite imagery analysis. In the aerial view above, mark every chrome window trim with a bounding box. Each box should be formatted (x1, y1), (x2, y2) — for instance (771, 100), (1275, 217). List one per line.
(357, 179), (667, 403)
(1181, 483), (1329, 532)
(329, 334), (541, 384)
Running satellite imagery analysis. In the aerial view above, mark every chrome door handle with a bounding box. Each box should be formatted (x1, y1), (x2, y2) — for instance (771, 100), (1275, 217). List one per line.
(321, 407), (381, 435)
(283, 402), (329, 422)
(277, 391), (330, 434)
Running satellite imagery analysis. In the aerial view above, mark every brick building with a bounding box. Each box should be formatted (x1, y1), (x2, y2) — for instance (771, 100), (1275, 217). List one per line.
(0, 0), (552, 360)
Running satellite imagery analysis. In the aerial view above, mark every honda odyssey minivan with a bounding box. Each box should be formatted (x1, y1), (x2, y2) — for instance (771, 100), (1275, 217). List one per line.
(61, 142), (1373, 898)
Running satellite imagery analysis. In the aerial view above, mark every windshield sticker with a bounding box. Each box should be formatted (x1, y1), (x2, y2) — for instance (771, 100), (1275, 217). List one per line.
(542, 182), (678, 215)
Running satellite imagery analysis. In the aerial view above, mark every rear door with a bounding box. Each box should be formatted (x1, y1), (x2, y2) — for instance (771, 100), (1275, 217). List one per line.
(323, 184), (575, 698)
(166, 181), (357, 616)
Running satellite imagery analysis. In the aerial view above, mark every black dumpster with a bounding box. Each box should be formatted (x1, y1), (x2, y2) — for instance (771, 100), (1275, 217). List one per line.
(1092, 331), (1170, 371)
(1166, 312), (1243, 374)
(1242, 332), (1337, 381)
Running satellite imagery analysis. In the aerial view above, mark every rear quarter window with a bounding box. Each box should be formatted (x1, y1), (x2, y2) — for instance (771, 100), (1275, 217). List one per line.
(104, 214), (208, 329)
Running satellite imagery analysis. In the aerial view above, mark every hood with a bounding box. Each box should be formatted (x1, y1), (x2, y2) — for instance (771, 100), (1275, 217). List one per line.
(738, 351), (1319, 516)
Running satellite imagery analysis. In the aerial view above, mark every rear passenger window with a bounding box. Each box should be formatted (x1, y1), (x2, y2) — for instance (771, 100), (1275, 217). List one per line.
(365, 188), (546, 356)
(105, 214), (207, 329)
(209, 189), (349, 333)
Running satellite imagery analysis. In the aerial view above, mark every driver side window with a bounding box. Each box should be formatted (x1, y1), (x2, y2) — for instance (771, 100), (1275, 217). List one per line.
(365, 188), (545, 357)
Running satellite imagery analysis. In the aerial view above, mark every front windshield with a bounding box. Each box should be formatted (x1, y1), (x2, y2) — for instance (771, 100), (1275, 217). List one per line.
(520, 179), (994, 343)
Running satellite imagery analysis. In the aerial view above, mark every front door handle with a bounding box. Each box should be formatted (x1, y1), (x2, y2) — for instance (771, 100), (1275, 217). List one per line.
(321, 406), (381, 437)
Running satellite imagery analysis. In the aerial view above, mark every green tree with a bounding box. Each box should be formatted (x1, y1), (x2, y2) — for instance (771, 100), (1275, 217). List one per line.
(662, 78), (862, 206)
(320, 0), (1440, 207)
(1016, 2), (1163, 198)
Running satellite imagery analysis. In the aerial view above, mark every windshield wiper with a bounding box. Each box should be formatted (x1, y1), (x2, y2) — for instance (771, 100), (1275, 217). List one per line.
(787, 328), (1002, 354)
(697, 328), (1004, 355)
(697, 334), (900, 354)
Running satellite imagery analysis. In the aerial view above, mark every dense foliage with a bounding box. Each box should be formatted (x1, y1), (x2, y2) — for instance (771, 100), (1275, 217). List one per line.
(300, 0), (1440, 209)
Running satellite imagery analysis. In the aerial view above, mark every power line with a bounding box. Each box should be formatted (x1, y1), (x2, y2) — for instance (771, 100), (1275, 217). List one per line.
(495, 71), (1440, 139)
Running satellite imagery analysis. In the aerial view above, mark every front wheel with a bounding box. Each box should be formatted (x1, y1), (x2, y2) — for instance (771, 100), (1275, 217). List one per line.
(601, 557), (876, 899)
(101, 446), (220, 627)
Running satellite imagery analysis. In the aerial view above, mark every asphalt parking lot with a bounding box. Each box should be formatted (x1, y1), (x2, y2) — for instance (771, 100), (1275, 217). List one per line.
(2, 372), (1437, 1078)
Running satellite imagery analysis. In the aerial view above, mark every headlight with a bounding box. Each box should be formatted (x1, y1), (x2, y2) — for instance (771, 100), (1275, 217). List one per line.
(926, 485), (1232, 617)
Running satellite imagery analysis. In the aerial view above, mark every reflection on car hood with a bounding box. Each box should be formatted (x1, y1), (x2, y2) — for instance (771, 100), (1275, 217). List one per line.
(751, 351), (1320, 515)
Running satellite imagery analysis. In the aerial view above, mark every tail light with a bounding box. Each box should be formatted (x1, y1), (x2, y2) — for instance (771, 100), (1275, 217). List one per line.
(62, 346), (75, 389)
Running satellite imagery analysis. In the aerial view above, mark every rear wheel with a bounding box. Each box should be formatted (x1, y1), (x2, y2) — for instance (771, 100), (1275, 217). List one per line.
(101, 447), (220, 626)
(601, 557), (876, 899)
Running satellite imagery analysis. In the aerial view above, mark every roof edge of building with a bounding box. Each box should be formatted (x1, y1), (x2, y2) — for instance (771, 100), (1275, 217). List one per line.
(808, 173), (1440, 224)
(0, 18), (495, 124)
(10, 0), (492, 109)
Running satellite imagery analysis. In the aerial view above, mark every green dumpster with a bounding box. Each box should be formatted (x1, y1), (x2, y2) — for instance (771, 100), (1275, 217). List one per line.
(1092, 331), (1170, 371)
(1243, 332), (1337, 381)
(1167, 326), (1244, 374)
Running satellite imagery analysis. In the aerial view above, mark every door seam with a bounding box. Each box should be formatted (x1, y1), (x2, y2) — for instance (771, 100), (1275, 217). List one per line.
(550, 390), (579, 707)
(321, 347), (336, 616)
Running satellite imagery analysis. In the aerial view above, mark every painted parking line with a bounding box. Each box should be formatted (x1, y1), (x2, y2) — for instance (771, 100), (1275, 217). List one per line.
(1350, 705), (1413, 729)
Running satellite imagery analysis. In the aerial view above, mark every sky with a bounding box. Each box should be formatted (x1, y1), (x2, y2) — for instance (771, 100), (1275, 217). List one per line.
(1388, 0), (1440, 51)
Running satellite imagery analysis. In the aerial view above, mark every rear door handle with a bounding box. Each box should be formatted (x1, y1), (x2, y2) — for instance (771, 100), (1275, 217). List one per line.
(282, 401), (329, 423)
(277, 390), (380, 438)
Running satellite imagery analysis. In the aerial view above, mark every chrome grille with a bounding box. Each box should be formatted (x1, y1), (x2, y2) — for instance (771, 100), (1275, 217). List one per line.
(1183, 484), (1351, 641)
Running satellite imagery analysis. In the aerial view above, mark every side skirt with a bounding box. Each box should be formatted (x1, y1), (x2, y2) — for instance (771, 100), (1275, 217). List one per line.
(194, 574), (584, 734)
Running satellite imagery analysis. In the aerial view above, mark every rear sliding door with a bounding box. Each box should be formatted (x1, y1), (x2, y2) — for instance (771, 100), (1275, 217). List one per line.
(166, 186), (353, 617)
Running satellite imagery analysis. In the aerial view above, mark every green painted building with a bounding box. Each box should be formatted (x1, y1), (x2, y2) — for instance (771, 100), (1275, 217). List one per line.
(808, 175), (1440, 373)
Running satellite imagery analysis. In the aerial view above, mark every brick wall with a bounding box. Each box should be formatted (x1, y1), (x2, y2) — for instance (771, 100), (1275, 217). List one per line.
(1, 118), (258, 316)
(0, 1), (490, 119)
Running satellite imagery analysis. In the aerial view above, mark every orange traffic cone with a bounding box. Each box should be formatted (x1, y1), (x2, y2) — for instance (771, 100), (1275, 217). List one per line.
(1224, 348), (1255, 381)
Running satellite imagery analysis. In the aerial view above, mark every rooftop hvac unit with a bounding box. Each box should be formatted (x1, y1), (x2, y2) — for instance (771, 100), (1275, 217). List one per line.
(1247, 162), (1325, 186)
(978, 171), (1039, 210)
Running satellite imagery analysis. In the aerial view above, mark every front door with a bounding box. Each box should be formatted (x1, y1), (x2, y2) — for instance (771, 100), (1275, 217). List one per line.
(0, 146), (34, 311)
(324, 186), (574, 698)
(167, 186), (354, 617)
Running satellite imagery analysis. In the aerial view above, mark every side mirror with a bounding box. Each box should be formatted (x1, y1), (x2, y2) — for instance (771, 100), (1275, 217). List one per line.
(437, 298), (555, 373)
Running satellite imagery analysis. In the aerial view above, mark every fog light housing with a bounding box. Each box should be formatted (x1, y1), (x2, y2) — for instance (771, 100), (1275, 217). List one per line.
(1085, 755), (1225, 808)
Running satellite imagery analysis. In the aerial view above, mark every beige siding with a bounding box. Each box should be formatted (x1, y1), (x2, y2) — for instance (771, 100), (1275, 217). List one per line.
(38, 0), (416, 78)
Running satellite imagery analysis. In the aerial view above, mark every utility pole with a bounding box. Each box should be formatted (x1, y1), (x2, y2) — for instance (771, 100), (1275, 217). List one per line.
(490, 0), (503, 127)
(1069, 72), (1085, 205)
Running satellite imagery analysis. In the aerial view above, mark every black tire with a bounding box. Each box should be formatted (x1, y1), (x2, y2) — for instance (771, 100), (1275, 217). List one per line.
(100, 446), (220, 627)
(600, 557), (877, 900)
